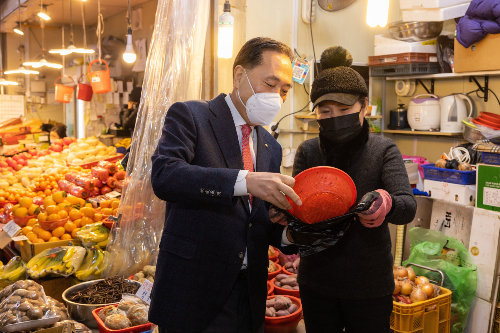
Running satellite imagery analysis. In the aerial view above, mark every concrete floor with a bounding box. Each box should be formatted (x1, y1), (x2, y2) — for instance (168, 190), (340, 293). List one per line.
(294, 320), (306, 332)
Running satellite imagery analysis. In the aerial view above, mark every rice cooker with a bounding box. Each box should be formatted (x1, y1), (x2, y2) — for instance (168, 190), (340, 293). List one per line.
(408, 94), (441, 131)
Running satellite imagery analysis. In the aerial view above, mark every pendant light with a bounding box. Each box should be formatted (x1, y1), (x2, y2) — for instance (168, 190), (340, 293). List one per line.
(366, 0), (389, 27)
(218, 1), (234, 59)
(13, 0), (24, 35)
(122, 0), (136, 63)
(24, 16), (62, 69)
(5, 44), (39, 75)
(49, 0), (94, 55)
(37, 0), (50, 21)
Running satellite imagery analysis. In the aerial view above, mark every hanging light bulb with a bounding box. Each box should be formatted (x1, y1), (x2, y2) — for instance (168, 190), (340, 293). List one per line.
(49, 0), (94, 55)
(218, 1), (234, 59)
(5, 66), (39, 75)
(122, 0), (136, 63)
(366, 0), (389, 27)
(24, 57), (62, 69)
(38, 5), (50, 20)
(13, 0), (24, 35)
(0, 79), (18, 86)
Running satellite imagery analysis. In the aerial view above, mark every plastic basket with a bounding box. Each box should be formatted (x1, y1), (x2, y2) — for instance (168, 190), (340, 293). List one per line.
(371, 63), (439, 77)
(482, 152), (500, 165)
(422, 164), (476, 185)
(368, 53), (437, 66)
(92, 305), (152, 333)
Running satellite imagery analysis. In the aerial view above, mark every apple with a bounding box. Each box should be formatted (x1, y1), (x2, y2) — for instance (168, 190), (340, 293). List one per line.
(17, 159), (26, 166)
(29, 150), (37, 156)
(22, 153), (31, 160)
(54, 139), (64, 146)
(12, 155), (20, 161)
(51, 145), (63, 153)
(62, 137), (73, 146)
(0, 162), (7, 168)
(14, 164), (22, 171)
(6, 160), (16, 168)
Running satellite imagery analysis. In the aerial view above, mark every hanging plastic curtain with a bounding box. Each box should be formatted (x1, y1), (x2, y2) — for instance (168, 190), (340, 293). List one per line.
(103, 0), (209, 278)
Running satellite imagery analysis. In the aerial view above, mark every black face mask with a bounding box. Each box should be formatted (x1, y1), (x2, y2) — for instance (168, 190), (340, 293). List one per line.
(317, 112), (362, 144)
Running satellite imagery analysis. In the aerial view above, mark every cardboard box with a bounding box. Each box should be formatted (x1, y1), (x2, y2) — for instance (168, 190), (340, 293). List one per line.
(476, 164), (500, 212)
(455, 34), (500, 73)
(35, 276), (78, 303)
(424, 179), (476, 206)
(14, 238), (80, 262)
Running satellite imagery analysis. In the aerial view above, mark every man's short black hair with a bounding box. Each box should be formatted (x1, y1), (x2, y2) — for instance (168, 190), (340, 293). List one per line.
(233, 37), (293, 77)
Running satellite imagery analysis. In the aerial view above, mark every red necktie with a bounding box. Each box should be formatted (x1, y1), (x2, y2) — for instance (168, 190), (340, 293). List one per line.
(241, 124), (254, 206)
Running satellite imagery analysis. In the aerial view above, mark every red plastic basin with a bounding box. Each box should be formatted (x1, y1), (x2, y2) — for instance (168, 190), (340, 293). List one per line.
(265, 295), (302, 326)
(92, 305), (152, 333)
(268, 263), (282, 281)
(271, 277), (300, 298)
(264, 313), (303, 333)
(267, 281), (275, 296)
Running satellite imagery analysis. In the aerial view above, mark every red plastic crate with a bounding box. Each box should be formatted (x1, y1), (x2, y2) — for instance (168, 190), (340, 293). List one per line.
(93, 305), (152, 333)
(369, 53), (437, 66)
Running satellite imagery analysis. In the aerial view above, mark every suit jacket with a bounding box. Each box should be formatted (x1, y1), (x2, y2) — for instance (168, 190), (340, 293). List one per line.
(149, 93), (294, 332)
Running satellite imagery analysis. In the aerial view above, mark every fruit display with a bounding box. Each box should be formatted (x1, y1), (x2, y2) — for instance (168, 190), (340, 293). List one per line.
(265, 295), (299, 317)
(274, 274), (299, 291)
(131, 265), (156, 284)
(75, 222), (110, 248)
(75, 246), (110, 281)
(393, 266), (441, 304)
(268, 260), (280, 273)
(67, 137), (118, 165)
(0, 257), (27, 283)
(27, 246), (86, 278)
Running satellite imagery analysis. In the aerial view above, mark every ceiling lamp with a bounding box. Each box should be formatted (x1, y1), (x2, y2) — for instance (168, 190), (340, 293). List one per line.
(0, 78), (18, 85)
(5, 66), (39, 75)
(122, 0), (136, 63)
(24, 16), (62, 69)
(13, 0), (24, 35)
(366, 0), (389, 27)
(49, 0), (94, 55)
(218, 1), (234, 59)
(37, 2), (50, 21)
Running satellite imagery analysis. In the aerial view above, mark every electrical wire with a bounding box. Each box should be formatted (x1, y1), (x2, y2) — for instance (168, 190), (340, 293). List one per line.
(303, 84), (309, 95)
(309, 0), (318, 74)
(466, 88), (500, 106)
(271, 101), (312, 139)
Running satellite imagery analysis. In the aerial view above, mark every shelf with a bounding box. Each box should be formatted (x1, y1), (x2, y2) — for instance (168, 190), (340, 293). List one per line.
(366, 115), (383, 119)
(294, 115), (316, 119)
(385, 70), (500, 81)
(382, 130), (463, 137)
(279, 129), (319, 134)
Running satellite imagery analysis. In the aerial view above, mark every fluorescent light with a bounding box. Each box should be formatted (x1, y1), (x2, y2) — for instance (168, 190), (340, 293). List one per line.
(218, 2), (234, 59)
(49, 44), (94, 55)
(0, 79), (18, 86)
(24, 58), (62, 69)
(366, 0), (389, 27)
(37, 12), (50, 21)
(13, 28), (24, 35)
(5, 66), (39, 75)
(123, 34), (136, 63)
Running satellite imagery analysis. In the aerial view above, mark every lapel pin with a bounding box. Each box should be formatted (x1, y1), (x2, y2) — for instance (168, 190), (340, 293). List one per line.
(265, 144), (268, 148)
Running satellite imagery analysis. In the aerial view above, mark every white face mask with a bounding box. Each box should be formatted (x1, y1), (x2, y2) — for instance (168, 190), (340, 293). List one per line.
(237, 70), (283, 126)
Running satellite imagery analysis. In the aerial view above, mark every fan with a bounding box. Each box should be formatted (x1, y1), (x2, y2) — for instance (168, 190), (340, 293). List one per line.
(317, 0), (359, 11)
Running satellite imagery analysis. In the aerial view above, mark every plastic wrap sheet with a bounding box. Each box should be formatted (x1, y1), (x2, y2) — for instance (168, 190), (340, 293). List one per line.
(103, 0), (209, 278)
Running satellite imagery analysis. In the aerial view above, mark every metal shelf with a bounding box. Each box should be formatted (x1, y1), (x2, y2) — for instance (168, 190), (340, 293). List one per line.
(385, 70), (500, 81)
(382, 129), (463, 137)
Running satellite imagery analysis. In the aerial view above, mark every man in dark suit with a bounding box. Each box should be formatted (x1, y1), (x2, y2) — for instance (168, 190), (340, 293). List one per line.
(149, 37), (301, 333)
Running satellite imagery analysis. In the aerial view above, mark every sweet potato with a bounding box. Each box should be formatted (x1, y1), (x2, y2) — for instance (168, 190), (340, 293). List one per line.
(266, 299), (275, 308)
(275, 295), (292, 307)
(274, 281), (281, 287)
(284, 262), (293, 269)
(280, 277), (298, 287)
(273, 299), (287, 310)
(281, 285), (293, 290)
(275, 274), (288, 282)
(288, 304), (298, 314)
(293, 286), (300, 290)
(265, 307), (276, 317)
(276, 310), (290, 317)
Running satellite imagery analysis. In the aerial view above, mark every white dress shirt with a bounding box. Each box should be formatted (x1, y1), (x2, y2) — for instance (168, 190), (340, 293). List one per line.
(225, 94), (292, 267)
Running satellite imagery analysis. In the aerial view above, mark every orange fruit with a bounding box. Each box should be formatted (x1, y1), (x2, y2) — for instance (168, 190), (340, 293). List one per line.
(73, 219), (82, 228)
(57, 202), (71, 212)
(48, 236), (60, 242)
(71, 228), (80, 238)
(13, 207), (28, 217)
(111, 200), (120, 209)
(28, 204), (40, 216)
(7, 196), (15, 202)
(45, 205), (58, 215)
(69, 210), (82, 221)
(27, 218), (37, 227)
(81, 207), (95, 218)
(32, 226), (43, 236)
(64, 221), (77, 233)
(26, 232), (37, 242)
(52, 191), (67, 204)
(100, 200), (111, 209)
(102, 208), (113, 216)
(37, 212), (47, 222)
(112, 209), (118, 216)
(93, 213), (103, 222)
(61, 234), (72, 240)
(85, 203), (93, 208)
(43, 197), (56, 207)
(39, 230), (52, 241)
(66, 195), (80, 205)
(48, 213), (61, 221)
(21, 226), (33, 235)
(52, 227), (65, 238)
(33, 238), (45, 244)
(40, 182), (47, 189)
(19, 197), (33, 208)
(80, 216), (93, 227)
(78, 198), (86, 206)
(58, 210), (68, 219)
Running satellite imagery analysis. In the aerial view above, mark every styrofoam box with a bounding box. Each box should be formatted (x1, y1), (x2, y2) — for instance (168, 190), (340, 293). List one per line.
(429, 199), (474, 248)
(400, 0), (469, 9)
(374, 34), (438, 47)
(402, 2), (470, 21)
(469, 208), (500, 302)
(424, 179), (476, 206)
(374, 35), (438, 55)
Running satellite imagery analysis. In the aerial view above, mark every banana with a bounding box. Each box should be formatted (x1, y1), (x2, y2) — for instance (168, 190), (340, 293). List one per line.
(29, 256), (50, 273)
(97, 238), (108, 247)
(7, 266), (26, 281)
(82, 250), (103, 279)
(63, 247), (76, 262)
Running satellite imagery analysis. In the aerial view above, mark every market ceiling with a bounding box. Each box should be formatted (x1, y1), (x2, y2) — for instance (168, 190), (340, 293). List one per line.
(0, 0), (151, 33)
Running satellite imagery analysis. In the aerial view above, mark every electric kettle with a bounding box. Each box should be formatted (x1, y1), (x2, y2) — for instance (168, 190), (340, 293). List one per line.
(440, 93), (477, 133)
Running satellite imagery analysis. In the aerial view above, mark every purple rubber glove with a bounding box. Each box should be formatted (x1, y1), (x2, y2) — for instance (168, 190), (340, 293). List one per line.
(357, 189), (392, 228)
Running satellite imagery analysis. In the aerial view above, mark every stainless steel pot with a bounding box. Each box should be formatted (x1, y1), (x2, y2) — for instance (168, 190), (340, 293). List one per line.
(62, 279), (140, 329)
(389, 21), (443, 42)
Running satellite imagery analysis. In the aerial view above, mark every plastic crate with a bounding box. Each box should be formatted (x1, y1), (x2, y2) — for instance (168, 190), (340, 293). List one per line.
(93, 305), (153, 333)
(482, 152), (500, 165)
(371, 63), (439, 77)
(368, 53), (437, 66)
(391, 287), (451, 333)
(422, 164), (476, 185)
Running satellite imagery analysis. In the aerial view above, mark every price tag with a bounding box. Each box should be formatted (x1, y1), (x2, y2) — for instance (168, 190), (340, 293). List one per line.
(3, 221), (21, 238)
(11, 235), (28, 242)
(104, 191), (121, 199)
(135, 279), (153, 305)
(292, 58), (310, 85)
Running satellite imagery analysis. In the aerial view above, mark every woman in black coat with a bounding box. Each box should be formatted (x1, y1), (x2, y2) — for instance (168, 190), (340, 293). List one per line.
(273, 47), (417, 333)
